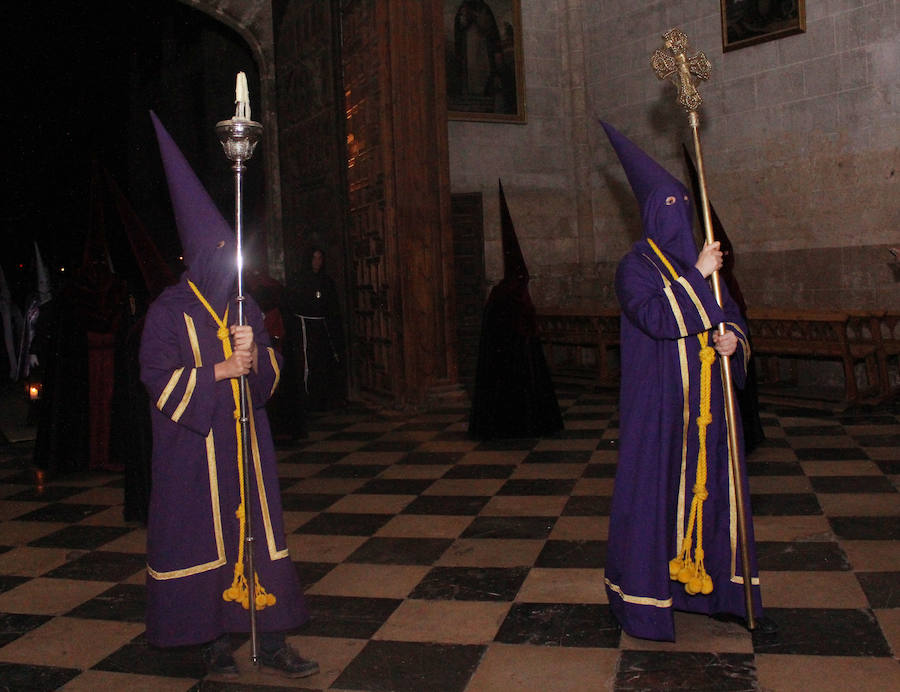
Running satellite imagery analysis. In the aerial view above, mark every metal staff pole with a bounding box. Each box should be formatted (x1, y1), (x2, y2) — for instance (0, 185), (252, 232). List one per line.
(216, 72), (265, 662)
(651, 28), (757, 630)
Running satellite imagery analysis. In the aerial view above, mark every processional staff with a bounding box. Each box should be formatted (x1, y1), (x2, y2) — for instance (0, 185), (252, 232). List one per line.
(216, 72), (265, 663)
(651, 28), (757, 631)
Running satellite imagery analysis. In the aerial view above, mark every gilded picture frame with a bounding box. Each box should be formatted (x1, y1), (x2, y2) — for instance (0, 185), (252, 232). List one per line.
(721, 0), (806, 53)
(444, 0), (526, 123)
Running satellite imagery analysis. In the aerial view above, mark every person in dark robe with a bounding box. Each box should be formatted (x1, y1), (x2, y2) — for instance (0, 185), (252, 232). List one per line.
(469, 181), (563, 439)
(601, 122), (765, 641)
(282, 247), (345, 413)
(682, 144), (765, 454)
(103, 164), (178, 524)
(31, 245), (92, 475)
(139, 113), (318, 678)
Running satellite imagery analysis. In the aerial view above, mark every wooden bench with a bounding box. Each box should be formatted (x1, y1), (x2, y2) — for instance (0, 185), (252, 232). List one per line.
(746, 308), (882, 402)
(536, 307), (620, 383)
(536, 307), (897, 402)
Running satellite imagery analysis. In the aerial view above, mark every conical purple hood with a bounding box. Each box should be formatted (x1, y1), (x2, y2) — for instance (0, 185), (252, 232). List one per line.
(499, 180), (528, 282)
(601, 121), (698, 267)
(150, 111), (236, 312)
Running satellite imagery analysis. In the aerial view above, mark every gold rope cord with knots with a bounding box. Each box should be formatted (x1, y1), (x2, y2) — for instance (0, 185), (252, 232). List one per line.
(645, 240), (715, 597)
(188, 281), (277, 611)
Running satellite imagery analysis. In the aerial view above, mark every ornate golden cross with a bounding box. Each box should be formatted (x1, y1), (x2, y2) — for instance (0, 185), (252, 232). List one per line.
(651, 28), (711, 112)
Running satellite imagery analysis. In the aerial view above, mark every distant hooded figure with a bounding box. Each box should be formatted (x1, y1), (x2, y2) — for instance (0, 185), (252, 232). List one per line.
(601, 122), (763, 641)
(138, 113), (317, 679)
(468, 181), (563, 439)
(281, 246), (345, 413)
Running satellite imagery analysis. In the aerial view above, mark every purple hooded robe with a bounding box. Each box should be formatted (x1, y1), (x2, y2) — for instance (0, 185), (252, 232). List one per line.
(601, 122), (762, 641)
(140, 113), (307, 647)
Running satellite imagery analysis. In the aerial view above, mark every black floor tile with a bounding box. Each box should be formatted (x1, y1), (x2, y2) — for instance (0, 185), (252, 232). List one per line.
(460, 516), (555, 540)
(293, 561), (337, 591)
(755, 541), (850, 571)
(809, 475), (898, 493)
(752, 607), (891, 656)
(0, 612), (54, 647)
(301, 595), (402, 638)
(355, 478), (435, 495)
(746, 461), (805, 476)
(753, 437), (791, 448)
(64, 583), (146, 622)
(43, 551), (147, 582)
(563, 412), (608, 421)
(750, 493), (822, 515)
(408, 566), (529, 601)
(830, 516), (900, 540)
(278, 451), (347, 465)
(92, 634), (205, 677)
(431, 431), (474, 442)
(562, 495), (612, 516)
(583, 463), (617, 478)
(596, 438), (619, 450)
(313, 464), (388, 478)
(360, 440), (423, 452)
(12, 503), (111, 523)
(442, 464), (515, 479)
(295, 512), (393, 536)
(332, 640), (485, 692)
(0, 575), (30, 595)
(535, 540), (607, 568)
(783, 425), (845, 436)
(327, 431), (386, 441)
(793, 448), (869, 461)
(854, 433), (900, 447)
(400, 452), (466, 465)
(876, 460), (900, 475)
(557, 429), (605, 440)
(496, 479), (576, 496)
(494, 603), (620, 647)
(399, 421), (455, 431)
(27, 525), (133, 550)
(855, 572), (900, 608)
(345, 537), (454, 565)
(475, 438), (539, 451)
(6, 485), (89, 502)
(401, 495), (491, 515)
(0, 662), (81, 691)
(523, 450), (593, 464)
(615, 650), (756, 691)
(279, 493), (342, 512)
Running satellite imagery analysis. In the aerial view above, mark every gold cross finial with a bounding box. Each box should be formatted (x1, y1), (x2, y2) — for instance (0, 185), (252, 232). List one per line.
(651, 28), (711, 112)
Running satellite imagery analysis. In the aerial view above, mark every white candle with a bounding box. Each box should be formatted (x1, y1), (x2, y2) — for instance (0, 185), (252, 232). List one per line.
(235, 72), (250, 120)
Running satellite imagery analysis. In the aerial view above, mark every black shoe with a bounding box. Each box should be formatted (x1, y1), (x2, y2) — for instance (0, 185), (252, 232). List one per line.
(259, 645), (319, 678)
(752, 615), (779, 635)
(201, 644), (239, 678)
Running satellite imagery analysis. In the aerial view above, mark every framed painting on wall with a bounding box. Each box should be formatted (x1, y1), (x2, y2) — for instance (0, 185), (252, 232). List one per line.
(721, 0), (806, 52)
(444, 0), (526, 123)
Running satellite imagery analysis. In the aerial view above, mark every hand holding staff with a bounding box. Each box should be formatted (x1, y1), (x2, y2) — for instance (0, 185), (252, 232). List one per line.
(651, 28), (757, 630)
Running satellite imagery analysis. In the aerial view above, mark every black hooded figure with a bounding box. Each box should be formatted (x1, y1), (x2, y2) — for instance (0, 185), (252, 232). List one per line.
(282, 247), (345, 412)
(468, 181), (564, 439)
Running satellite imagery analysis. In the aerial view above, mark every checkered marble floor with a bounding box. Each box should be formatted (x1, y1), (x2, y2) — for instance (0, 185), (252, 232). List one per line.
(0, 376), (898, 691)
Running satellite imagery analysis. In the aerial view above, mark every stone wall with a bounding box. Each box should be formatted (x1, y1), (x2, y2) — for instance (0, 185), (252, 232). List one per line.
(448, 0), (899, 311)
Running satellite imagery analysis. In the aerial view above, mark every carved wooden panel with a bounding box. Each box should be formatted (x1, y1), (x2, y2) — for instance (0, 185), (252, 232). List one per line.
(273, 0), (347, 289)
(340, 0), (398, 398)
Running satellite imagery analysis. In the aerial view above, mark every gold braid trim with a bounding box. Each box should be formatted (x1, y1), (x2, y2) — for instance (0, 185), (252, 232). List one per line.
(645, 240), (715, 597)
(187, 281), (276, 611)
